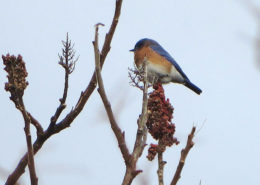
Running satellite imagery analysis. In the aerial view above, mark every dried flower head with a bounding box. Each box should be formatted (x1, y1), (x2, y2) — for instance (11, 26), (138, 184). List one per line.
(2, 54), (28, 104)
(146, 83), (179, 161)
(58, 33), (78, 74)
(128, 67), (152, 90)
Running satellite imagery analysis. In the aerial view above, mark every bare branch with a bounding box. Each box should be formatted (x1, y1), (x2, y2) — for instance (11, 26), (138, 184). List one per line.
(50, 33), (78, 128)
(128, 68), (144, 90)
(170, 126), (196, 185)
(132, 61), (149, 160)
(122, 61), (149, 185)
(2, 55), (38, 185)
(100, 0), (123, 65)
(19, 101), (38, 185)
(93, 23), (131, 164)
(27, 113), (44, 136)
(5, 1), (123, 184)
(128, 67), (152, 90)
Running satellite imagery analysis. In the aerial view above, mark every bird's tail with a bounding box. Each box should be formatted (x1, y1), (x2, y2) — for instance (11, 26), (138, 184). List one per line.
(184, 80), (202, 95)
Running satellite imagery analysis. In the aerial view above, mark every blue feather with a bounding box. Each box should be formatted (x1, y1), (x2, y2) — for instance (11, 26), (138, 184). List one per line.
(149, 41), (189, 80)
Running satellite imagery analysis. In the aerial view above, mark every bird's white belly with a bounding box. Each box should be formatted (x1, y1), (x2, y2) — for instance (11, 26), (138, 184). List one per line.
(146, 61), (184, 83)
(147, 62), (169, 75)
(169, 65), (185, 83)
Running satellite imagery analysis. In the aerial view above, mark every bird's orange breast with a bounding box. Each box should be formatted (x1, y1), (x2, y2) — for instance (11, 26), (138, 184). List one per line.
(134, 46), (172, 73)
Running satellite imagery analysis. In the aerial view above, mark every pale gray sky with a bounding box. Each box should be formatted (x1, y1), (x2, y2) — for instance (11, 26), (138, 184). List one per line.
(1, 0), (260, 185)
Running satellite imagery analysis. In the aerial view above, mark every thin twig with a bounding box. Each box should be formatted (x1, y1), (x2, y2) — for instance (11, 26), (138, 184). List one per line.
(5, 1), (123, 184)
(128, 68), (144, 90)
(128, 67), (152, 90)
(49, 33), (78, 128)
(170, 126), (196, 185)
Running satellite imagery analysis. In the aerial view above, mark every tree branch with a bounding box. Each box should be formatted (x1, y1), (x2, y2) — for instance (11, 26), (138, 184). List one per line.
(93, 23), (131, 164)
(170, 126), (196, 185)
(157, 140), (166, 185)
(2, 54), (38, 185)
(49, 33), (78, 128)
(4, 1), (123, 184)
(27, 113), (44, 136)
(93, 26), (149, 184)
(122, 60), (149, 185)
(18, 99), (38, 185)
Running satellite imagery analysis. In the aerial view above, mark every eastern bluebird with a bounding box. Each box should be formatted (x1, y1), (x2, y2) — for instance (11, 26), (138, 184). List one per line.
(130, 38), (202, 95)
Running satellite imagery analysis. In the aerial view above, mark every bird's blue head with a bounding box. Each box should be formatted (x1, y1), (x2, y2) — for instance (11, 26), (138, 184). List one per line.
(130, 38), (158, 52)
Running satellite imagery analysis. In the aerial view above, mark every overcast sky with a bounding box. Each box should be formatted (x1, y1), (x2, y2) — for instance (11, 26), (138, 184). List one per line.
(1, 0), (260, 185)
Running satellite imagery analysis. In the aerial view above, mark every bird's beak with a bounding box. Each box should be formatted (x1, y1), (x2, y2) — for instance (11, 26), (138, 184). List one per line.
(129, 49), (135, 52)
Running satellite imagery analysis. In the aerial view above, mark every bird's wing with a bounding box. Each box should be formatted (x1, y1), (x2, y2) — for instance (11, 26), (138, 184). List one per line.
(150, 44), (189, 80)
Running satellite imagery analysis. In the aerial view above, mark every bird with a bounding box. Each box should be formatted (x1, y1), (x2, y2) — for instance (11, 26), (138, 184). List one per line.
(130, 38), (202, 95)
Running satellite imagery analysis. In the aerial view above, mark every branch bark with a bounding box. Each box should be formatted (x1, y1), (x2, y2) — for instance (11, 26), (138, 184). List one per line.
(122, 61), (149, 185)
(27, 113), (44, 136)
(170, 126), (196, 185)
(2, 54), (38, 185)
(18, 99), (38, 185)
(94, 25), (148, 184)
(93, 23), (130, 163)
(5, 1), (123, 184)
(50, 33), (77, 128)
(157, 141), (166, 185)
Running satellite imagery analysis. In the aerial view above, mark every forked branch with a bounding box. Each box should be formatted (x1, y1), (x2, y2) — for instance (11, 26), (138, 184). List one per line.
(4, 1), (123, 184)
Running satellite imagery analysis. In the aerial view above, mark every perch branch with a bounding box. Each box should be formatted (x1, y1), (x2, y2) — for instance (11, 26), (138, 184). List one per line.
(170, 126), (196, 185)
(132, 61), (148, 162)
(122, 60), (149, 185)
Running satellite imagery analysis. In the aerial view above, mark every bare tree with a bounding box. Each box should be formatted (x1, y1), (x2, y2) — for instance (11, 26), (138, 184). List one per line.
(2, 0), (197, 184)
